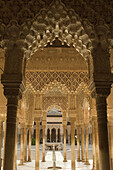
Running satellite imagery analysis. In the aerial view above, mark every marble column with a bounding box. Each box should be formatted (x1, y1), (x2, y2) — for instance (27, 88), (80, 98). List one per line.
(3, 97), (19, 170)
(81, 126), (85, 162)
(92, 122), (96, 170)
(77, 126), (80, 162)
(24, 126), (27, 162)
(28, 126), (32, 162)
(35, 119), (40, 170)
(111, 123), (113, 170)
(42, 125), (46, 162)
(0, 122), (3, 169)
(96, 96), (110, 170)
(3, 121), (6, 170)
(71, 121), (75, 170)
(95, 121), (99, 170)
(85, 125), (90, 165)
(108, 121), (113, 170)
(15, 119), (19, 170)
(19, 125), (24, 165)
(63, 125), (67, 162)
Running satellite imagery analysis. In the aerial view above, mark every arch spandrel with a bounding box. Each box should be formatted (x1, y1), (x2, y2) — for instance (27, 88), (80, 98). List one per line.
(42, 96), (68, 111)
(76, 82), (91, 125)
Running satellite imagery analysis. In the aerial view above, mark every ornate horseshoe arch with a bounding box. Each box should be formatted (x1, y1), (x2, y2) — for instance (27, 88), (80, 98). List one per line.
(46, 104), (64, 114)
(25, 0), (92, 58)
(42, 95), (68, 111)
(0, 0), (94, 61)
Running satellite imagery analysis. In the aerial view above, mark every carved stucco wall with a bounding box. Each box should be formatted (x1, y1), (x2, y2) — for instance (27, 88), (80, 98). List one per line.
(42, 96), (68, 111)
(26, 71), (88, 93)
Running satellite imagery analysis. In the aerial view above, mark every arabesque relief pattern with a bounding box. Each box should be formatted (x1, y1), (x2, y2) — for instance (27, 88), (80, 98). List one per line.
(42, 96), (68, 111)
(26, 71), (88, 93)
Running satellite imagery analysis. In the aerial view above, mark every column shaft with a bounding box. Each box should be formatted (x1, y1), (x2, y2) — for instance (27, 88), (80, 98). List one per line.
(28, 127), (32, 162)
(63, 126), (67, 162)
(96, 96), (110, 170)
(81, 126), (85, 162)
(35, 121), (40, 170)
(111, 124), (113, 170)
(71, 122), (75, 170)
(3, 98), (18, 170)
(19, 127), (24, 165)
(77, 127), (80, 161)
(42, 126), (46, 162)
(108, 122), (113, 170)
(92, 122), (96, 170)
(24, 127), (27, 162)
(0, 122), (3, 169)
(15, 119), (19, 170)
(85, 125), (90, 165)
(95, 121), (99, 170)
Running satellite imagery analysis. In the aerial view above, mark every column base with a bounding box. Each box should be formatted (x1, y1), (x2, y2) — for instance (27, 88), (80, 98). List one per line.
(85, 161), (90, 165)
(18, 162), (24, 166)
(27, 159), (32, 162)
(77, 159), (81, 162)
(81, 159), (85, 162)
(63, 159), (67, 162)
(42, 159), (46, 162)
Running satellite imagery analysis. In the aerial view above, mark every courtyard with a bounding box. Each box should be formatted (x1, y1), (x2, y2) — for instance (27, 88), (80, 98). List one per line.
(2, 144), (93, 170)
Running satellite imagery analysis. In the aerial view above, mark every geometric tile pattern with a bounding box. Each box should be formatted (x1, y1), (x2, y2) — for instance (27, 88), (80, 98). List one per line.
(26, 71), (88, 93)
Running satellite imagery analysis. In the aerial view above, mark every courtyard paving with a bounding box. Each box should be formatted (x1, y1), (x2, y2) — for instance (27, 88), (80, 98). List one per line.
(1, 144), (93, 170)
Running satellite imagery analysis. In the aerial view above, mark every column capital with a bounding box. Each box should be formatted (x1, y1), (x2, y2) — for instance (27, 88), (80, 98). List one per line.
(84, 124), (89, 128)
(1, 48), (26, 99)
(42, 120), (46, 127)
(20, 123), (25, 128)
(63, 124), (67, 128)
(27, 125), (32, 129)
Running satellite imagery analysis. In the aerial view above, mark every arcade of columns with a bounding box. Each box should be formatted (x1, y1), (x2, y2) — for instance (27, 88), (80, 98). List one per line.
(0, 0), (113, 170)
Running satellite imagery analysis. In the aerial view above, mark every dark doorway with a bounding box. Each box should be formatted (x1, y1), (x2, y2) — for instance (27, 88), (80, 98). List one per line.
(51, 128), (56, 142)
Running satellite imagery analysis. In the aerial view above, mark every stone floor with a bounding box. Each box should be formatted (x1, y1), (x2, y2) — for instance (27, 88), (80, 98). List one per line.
(17, 150), (93, 170)
(1, 144), (93, 169)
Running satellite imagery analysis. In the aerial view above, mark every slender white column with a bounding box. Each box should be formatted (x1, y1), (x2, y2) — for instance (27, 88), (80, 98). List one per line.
(71, 120), (75, 170)
(92, 121), (96, 170)
(19, 125), (24, 165)
(81, 126), (85, 162)
(95, 121), (99, 170)
(0, 122), (3, 169)
(15, 119), (19, 170)
(42, 125), (46, 162)
(85, 125), (90, 165)
(63, 125), (67, 162)
(24, 126), (27, 162)
(77, 126), (80, 162)
(28, 126), (32, 162)
(35, 119), (40, 170)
